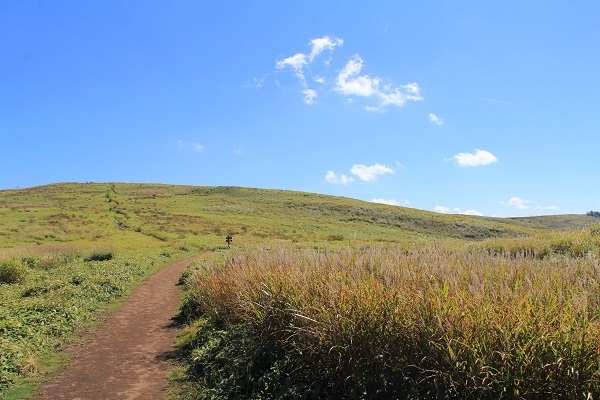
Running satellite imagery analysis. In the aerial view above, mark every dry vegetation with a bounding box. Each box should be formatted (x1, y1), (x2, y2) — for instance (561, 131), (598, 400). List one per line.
(178, 229), (600, 399)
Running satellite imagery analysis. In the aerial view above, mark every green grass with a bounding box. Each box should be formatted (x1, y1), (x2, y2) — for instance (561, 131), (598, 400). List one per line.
(0, 183), (544, 253)
(0, 182), (595, 398)
(0, 246), (184, 395)
(491, 214), (599, 231)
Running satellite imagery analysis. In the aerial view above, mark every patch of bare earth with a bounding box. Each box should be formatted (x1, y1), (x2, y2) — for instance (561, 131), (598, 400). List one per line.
(36, 256), (198, 400)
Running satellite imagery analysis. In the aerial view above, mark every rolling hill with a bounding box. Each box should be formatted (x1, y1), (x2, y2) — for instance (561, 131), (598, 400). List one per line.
(1, 182), (586, 251)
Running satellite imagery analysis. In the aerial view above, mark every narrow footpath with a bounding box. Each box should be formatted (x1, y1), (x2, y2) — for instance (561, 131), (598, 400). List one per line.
(36, 256), (198, 400)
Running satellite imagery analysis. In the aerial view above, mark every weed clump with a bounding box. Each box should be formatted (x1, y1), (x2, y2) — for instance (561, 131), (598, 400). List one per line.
(326, 234), (344, 241)
(0, 259), (27, 284)
(84, 250), (114, 262)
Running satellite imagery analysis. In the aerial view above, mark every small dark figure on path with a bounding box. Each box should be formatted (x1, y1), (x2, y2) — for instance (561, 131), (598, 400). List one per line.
(226, 235), (233, 248)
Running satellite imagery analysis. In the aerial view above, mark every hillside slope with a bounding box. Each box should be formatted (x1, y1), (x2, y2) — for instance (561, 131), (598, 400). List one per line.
(489, 214), (598, 230)
(0, 183), (548, 250)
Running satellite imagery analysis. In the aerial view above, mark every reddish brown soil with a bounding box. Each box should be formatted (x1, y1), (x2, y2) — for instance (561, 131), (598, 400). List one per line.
(36, 256), (199, 400)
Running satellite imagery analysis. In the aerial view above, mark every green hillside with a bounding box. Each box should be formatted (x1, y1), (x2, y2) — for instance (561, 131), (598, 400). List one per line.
(1, 183), (598, 398)
(490, 214), (598, 231)
(0, 183), (544, 251)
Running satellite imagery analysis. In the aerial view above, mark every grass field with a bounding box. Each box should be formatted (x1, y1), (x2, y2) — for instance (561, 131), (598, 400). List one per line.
(0, 183), (598, 398)
(0, 183), (557, 251)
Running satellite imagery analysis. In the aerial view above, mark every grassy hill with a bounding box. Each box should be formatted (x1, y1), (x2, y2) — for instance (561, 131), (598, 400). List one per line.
(490, 214), (598, 230)
(0, 182), (550, 252)
(1, 182), (598, 398)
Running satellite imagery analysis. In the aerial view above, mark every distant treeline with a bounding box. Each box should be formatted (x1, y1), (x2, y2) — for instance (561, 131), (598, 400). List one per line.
(587, 211), (600, 218)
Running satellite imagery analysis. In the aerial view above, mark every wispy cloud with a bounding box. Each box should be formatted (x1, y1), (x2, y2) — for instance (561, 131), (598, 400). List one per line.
(276, 53), (308, 83)
(500, 197), (559, 212)
(457, 208), (484, 216)
(275, 35), (343, 90)
(372, 198), (410, 206)
(325, 162), (394, 185)
(448, 149), (498, 167)
(336, 55), (380, 97)
(325, 171), (354, 185)
(482, 97), (528, 107)
(336, 55), (423, 110)
(500, 197), (530, 210)
(434, 205), (483, 216)
(303, 89), (318, 105)
(308, 36), (344, 62)
(350, 163), (394, 182)
(271, 36), (422, 110)
(428, 113), (443, 125)
(174, 140), (204, 153)
(191, 142), (204, 152)
(508, 197), (530, 209)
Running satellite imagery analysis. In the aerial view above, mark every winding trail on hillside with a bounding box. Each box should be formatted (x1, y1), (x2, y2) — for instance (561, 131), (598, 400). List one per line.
(36, 256), (199, 400)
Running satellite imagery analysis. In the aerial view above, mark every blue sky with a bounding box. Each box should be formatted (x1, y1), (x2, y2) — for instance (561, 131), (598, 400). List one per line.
(1, 1), (598, 217)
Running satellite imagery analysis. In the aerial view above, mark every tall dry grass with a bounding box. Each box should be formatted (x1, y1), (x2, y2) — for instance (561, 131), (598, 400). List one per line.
(182, 243), (600, 398)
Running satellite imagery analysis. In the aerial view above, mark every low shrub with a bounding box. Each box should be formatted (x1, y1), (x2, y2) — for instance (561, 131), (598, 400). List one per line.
(0, 259), (27, 284)
(326, 234), (344, 241)
(84, 250), (114, 262)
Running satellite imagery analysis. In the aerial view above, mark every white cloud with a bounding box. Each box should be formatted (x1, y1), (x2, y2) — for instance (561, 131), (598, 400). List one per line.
(501, 197), (559, 213)
(428, 113), (443, 125)
(175, 140), (204, 153)
(336, 55), (380, 97)
(350, 163), (394, 182)
(336, 55), (423, 110)
(275, 36), (342, 89)
(505, 197), (531, 210)
(378, 83), (423, 107)
(325, 171), (354, 185)
(248, 74), (269, 89)
(373, 198), (400, 206)
(449, 149), (498, 167)
(192, 142), (204, 152)
(273, 37), (422, 110)
(275, 53), (308, 83)
(309, 36), (343, 61)
(372, 198), (409, 206)
(535, 205), (560, 211)
(459, 209), (484, 216)
(434, 205), (483, 216)
(303, 89), (318, 105)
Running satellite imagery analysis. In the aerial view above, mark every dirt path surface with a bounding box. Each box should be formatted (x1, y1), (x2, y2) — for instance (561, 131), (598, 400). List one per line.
(36, 256), (199, 400)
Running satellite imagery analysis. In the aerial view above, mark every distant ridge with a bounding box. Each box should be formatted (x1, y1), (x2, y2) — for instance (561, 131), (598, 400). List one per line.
(0, 183), (592, 249)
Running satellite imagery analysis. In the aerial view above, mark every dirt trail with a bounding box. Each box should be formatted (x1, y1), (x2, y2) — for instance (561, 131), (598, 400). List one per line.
(36, 256), (199, 400)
